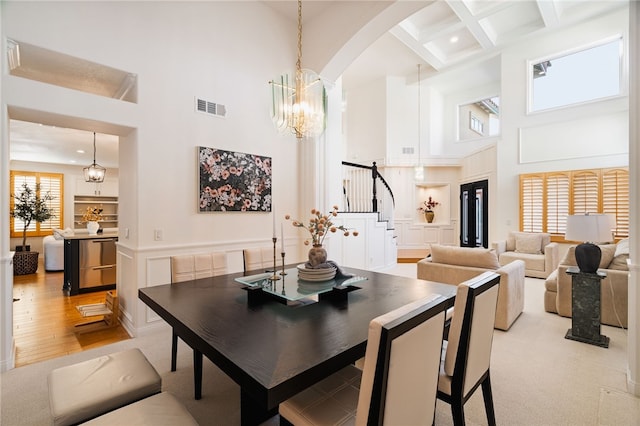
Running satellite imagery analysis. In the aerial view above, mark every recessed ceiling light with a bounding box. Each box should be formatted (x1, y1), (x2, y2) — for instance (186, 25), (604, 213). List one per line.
(450, 36), (459, 43)
(69, 160), (76, 164)
(77, 149), (85, 154)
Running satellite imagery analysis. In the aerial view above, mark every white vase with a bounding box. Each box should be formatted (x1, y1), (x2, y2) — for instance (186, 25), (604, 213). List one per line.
(86, 221), (100, 235)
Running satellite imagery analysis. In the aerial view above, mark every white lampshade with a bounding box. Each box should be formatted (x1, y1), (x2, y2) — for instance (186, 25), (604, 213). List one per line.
(565, 214), (614, 243)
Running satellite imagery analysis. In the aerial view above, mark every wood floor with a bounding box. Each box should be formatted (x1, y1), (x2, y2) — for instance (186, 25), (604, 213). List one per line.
(12, 259), (130, 368)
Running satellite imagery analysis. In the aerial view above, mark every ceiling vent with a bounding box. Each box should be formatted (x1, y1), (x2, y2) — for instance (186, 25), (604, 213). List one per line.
(195, 97), (227, 118)
(402, 147), (415, 155)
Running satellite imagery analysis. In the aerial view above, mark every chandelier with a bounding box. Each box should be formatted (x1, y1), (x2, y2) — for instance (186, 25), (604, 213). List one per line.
(83, 132), (106, 183)
(270, 0), (327, 140)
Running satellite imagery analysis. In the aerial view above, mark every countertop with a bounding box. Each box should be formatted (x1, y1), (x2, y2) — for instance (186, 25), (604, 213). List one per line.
(62, 233), (119, 241)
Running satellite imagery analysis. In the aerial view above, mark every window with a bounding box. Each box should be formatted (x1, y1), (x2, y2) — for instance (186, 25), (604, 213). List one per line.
(469, 113), (484, 135)
(529, 37), (622, 112)
(520, 167), (628, 241)
(10, 171), (64, 238)
(458, 96), (500, 140)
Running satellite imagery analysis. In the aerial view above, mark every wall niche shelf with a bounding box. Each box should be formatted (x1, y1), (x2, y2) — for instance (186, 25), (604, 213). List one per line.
(415, 183), (451, 226)
(74, 195), (118, 230)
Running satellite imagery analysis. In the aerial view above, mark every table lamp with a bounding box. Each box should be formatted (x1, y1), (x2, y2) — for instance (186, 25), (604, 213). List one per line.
(565, 214), (614, 273)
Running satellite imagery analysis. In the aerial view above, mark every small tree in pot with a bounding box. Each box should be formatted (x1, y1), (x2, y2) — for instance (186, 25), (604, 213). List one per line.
(10, 182), (55, 253)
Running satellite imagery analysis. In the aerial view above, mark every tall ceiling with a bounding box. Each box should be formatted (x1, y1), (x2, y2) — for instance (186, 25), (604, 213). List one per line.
(8, 0), (627, 167)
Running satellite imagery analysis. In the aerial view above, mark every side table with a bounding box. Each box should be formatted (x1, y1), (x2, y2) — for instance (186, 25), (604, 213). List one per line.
(565, 266), (609, 348)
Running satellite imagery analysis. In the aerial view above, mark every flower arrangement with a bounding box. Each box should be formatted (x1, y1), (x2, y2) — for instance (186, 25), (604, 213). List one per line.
(286, 205), (358, 246)
(81, 206), (104, 222)
(418, 196), (439, 212)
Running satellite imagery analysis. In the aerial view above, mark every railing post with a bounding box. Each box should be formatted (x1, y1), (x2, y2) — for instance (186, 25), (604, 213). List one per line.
(371, 161), (378, 212)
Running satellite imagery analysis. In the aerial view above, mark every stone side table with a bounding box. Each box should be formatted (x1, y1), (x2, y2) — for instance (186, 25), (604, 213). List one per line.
(565, 266), (609, 348)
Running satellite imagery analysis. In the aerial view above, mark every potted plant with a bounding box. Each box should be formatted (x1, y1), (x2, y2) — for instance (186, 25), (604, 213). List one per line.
(418, 196), (439, 223)
(10, 182), (55, 274)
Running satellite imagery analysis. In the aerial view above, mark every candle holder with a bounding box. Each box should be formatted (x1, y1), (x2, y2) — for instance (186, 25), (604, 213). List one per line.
(269, 237), (281, 281)
(280, 252), (287, 276)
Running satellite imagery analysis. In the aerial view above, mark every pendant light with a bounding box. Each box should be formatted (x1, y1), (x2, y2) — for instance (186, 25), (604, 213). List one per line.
(83, 132), (106, 183)
(270, 0), (327, 140)
(414, 64), (425, 181)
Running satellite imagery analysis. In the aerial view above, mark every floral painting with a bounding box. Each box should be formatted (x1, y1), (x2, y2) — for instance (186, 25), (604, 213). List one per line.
(198, 147), (272, 212)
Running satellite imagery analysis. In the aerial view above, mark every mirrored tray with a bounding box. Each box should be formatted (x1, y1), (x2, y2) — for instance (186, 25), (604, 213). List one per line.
(235, 266), (367, 304)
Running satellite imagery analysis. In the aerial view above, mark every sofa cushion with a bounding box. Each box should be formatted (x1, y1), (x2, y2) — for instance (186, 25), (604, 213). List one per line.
(515, 233), (542, 254)
(609, 254), (629, 270)
(615, 238), (629, 256)
(506, 232), (550, 254)
(430, 244), (500, 269)
(500, 251), (545, 272)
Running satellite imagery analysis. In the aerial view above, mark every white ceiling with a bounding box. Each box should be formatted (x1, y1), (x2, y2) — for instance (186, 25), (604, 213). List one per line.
(8, 0), (627, 167)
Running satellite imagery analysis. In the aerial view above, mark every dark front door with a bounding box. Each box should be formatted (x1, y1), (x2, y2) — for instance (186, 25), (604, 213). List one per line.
(460, 180), (488, 248)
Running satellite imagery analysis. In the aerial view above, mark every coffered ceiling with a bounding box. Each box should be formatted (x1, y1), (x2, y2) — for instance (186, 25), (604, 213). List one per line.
(8, 0), (628, 167)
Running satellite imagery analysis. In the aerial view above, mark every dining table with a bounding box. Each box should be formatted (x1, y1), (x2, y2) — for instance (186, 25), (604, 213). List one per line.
(138, 264), (457, 425)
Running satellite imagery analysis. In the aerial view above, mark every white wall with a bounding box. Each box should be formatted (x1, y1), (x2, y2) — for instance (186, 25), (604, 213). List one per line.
(495, 6), (629, 242)
(2, 1), (303, 339)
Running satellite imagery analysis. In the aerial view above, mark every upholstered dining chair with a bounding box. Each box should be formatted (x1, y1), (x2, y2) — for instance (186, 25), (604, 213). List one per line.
(169, 252), (228, 397)
(437, 271), (501, 426)
(279, 293), (450, 426)
(242, 247), (273, 272)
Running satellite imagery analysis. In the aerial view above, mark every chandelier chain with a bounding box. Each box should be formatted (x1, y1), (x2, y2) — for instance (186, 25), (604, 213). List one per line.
(296, 0), (303, 74)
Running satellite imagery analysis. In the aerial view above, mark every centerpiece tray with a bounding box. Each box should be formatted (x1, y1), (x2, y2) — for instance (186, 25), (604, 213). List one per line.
(235, 266), (367, 305)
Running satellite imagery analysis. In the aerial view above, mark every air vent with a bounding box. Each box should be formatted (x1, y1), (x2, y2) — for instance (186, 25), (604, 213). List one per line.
(195, 97), (227, 118)
(402, 147), (415, 155)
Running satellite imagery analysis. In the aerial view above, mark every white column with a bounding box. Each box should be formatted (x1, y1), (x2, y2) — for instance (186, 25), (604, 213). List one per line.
(628, 0), (640, 396)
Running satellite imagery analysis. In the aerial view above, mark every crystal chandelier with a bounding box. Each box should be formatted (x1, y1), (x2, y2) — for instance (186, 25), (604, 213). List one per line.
(83, 132), (106, 183)
(270, 0), (327, 140)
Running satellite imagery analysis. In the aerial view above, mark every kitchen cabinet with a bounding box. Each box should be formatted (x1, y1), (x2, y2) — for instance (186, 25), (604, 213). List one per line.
(63, 233), (117, 295)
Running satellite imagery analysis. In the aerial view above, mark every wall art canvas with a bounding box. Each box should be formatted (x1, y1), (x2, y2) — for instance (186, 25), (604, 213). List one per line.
(198, 146), (272, 212)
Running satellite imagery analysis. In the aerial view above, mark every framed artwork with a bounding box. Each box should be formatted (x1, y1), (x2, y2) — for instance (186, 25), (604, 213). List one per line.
(198, 146), (272, 212)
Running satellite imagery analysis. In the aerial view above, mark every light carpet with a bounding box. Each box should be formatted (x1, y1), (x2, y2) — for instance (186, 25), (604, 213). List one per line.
(1, 266), (639, 425)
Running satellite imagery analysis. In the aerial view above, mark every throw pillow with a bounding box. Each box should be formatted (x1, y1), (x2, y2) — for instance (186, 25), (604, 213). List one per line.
(598, 244), (616, 268)
(515, 233), (542, 254)
(52, 229), (64, 240)
(615, 238), (629, 257)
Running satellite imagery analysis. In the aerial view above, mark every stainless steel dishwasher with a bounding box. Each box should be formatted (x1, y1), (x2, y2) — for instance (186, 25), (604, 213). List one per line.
(79, 237), (117, 289)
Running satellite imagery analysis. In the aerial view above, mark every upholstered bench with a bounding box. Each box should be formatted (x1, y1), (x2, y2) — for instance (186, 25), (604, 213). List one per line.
(80, 392), (198, 425)
(48, 348), (162, 426)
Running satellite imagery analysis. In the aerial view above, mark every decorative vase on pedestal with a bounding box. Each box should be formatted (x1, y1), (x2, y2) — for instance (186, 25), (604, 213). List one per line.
(424, 211), (435, 223)
(308, 245), (328, 267)
(87, 221), (100, 235)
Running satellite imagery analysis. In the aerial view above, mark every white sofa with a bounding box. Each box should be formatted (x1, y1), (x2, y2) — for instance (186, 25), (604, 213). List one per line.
(417, 244), (525, 331)
(43, 235), (64, 271)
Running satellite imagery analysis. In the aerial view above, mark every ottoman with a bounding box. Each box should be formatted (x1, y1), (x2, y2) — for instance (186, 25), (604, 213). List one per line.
(80, 392), (197, 425)
(48, 348), (162, 426)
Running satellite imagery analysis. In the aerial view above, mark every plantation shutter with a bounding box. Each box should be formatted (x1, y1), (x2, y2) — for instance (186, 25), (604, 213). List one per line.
(546, 173), (570, 235)
(10, 171), (64, 237)
(520, 174), (544, 232)
(520, 167), (628, 241)
(602, 168), (629, 239)
(571, 170), (599, 214)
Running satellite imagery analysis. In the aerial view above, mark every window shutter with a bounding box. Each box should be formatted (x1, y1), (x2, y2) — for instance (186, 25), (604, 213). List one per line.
(520, 167), (628, 242)
(546, 173), (570, 235)
(602, 168), (629, 238)
(10, 171), (64, 237)
(520, 175), (544, 232)
(571, 170), (599, 214)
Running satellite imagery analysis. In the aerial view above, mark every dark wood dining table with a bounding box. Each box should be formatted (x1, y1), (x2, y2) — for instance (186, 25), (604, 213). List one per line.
(138, 265), (456, 425)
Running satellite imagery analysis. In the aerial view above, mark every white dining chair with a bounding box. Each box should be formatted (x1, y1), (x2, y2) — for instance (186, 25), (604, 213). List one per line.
(169, 252), (228, 399)
(279, 293), (449, 425)
(437, 271), (501, 426)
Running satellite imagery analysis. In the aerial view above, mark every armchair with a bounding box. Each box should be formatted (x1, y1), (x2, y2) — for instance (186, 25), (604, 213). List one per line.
(492, 231), (559, 278)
